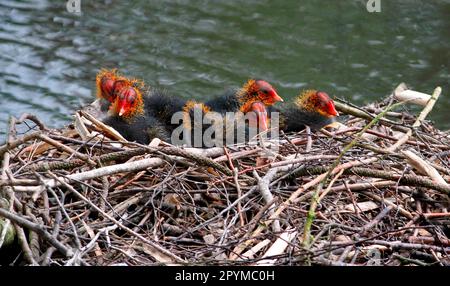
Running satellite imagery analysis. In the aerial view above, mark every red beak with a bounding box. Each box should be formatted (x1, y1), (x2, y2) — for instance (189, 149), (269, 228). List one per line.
(272, 90), (283, 103)
(118, 100), (127, 117)
(327, 101), (339, 117)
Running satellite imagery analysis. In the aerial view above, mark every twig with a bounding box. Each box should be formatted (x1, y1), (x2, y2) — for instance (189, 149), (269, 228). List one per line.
(49, 173), (186, 264)
(0, 207), (74, 257)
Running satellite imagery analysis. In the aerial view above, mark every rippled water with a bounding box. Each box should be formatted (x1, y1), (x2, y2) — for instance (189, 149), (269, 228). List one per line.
(1, 0), (449, 141)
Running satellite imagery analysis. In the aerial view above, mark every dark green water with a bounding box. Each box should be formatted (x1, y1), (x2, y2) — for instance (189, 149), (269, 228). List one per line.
(1, 0), (449, 140)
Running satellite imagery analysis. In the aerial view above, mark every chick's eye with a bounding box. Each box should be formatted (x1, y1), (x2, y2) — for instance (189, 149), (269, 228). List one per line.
(128, 96), (135, 104)
(119, 93), (125, 100)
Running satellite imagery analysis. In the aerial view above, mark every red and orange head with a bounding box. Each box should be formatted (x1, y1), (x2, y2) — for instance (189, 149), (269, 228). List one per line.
(96, 69), (123, 103)
(109, 82), (144, 119)
(96, 69), (145, 119)
(237, 79), (283, 106)
(295, 90), (339, 118)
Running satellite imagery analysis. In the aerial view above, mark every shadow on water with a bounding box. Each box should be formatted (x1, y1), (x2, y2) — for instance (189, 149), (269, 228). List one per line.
(0, 0), (449, 141)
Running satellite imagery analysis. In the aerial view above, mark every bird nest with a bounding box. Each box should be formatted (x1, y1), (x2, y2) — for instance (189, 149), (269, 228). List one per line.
(0, 84), (449, 266)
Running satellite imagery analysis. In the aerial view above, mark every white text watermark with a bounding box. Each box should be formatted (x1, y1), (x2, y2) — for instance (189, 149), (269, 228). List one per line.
(170, 105), (280, 154)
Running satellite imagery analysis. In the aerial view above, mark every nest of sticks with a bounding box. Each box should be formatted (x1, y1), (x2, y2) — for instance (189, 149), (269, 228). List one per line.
(0, 83), (449, 266)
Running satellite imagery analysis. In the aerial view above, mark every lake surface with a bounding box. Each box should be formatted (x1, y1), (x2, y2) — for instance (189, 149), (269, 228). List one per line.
(1, 0), (449, 141)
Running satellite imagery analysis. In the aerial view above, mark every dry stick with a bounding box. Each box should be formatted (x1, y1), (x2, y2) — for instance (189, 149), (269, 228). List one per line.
(367, 239), (450, 253)
(334, 95), (447, 147)
(14, 223), (38, 265)
(241, 239), (271, 260)
(408, 236), (450, 246)
(0, 131), (41, 158)
(24, 146), (154, 172)
(286, 166), (450, 196)
(253, 170), (280, 233)
(360, 205), (394, 233)
(150, 146), (232, 176)
(214, 148), (260, 163)
(233, 167), (245, 227)
(329, 180), (396, 193)
(16, 145), (232, 192)
(392, 253), (430, 266)
(48, 134), (124, 151)
(322, 129), (450, 176)
(78, 223), (118, 260)
(189, 187), (258, 234)
(333, 126), (448, 150)
(305, 126), (312, 153)
(41, 211), (62, 265)
(41, 175), (82, 249)
(256, 228), (298, 266)
(23, 207), (42, 261)
(302, 100), (405, 247)
(387, 87), (442, 152)
(230, 164), (309, 259)
(318, 169), (345, 202)
(78, 110), (128, 142)
(223, 147), (244, 226)
(0, 207), (73, 257)
(314, 257), (359, 266)
(38, 134), (96, 166)
(100, 176), (109, 212)
(269, 155), (338, 168)
(15, 113), (48, 131)
(0, 160), (13, 249)
(13, 157), (165, 192)
(80, 220), (104, 258)
(333, 100), (411, 134)
(0, 178), (40, 188)
(422, 212), (450, 218)
(401, 150), (448, 185)
(25, 143), (229, 175)
(362, 191), (413, 219)
(304, 87), (443, 247)
(244, 197), (278, 235)
(0, 116), (17, 248)
(231, 88), (442, 258)
(47, 173), (185, 264)
(337, 245), (353, 263)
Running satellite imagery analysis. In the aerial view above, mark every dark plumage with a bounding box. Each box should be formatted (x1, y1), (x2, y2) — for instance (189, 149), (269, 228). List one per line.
(181, 100), (270, 147)
(92, 71), (282, 146)
(99, 86), (176, 144)
(205, 89), (241, 112)
(93, 69), (178, 144)
(269, 90), (338, 133)
(205, 79), (282, 113)
(270, 105), (336, 132)
(102, 112), (170, 144)
(141, 89), (187, 134)
(196, 79), (282, 145)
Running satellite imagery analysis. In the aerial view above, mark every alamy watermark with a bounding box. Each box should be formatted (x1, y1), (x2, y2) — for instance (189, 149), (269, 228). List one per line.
(170, 105), (280, 154)
(366, 0), (381, 13)
(66, 0), (81, 14)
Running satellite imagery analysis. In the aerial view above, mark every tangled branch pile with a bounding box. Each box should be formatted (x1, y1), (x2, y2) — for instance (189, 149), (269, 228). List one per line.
(0, 84), (449, 266)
